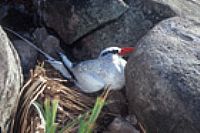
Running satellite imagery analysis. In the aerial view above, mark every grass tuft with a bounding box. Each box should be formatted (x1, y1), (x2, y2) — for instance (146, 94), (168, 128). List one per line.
(78, 88), (110, 133)
(33, 88), (110, 133)
(33, 97), (59, 133)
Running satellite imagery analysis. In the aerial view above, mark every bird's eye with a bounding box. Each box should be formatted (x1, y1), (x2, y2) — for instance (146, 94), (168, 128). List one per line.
(112, 50), (119, 54)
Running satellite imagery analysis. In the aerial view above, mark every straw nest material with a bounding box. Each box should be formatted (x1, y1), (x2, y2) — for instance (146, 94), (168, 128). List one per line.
(9, 65), (94, 133)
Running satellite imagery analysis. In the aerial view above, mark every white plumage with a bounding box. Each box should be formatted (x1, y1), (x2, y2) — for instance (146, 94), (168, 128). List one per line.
(60, 47), (133, 93)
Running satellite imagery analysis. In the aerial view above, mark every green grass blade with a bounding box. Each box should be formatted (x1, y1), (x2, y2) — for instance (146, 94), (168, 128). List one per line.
(78, 117), (88, 133)
(33, 98), (59, 133)
(79, 89), (110, 133)
(52, 98), (59, 125)
(44, 98), (52, 133)
(32, 101), (46, 129)
(88, 97), (104, 124)
(60, 113), (87, 133)
(50, 124), (57, 133)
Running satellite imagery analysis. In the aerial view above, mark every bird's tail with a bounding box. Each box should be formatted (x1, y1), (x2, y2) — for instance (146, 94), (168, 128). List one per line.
(3, 27), (55, 61)
(3, 27), (73, 79)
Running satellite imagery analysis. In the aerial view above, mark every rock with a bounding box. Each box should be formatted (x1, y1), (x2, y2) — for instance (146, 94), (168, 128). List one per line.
(126, 115), (138, 126)
(72, 9), (152, 60)
(143, 0), (200, 22)
(0, 26), (23, 131)
(13, 39), (38, 77)
(125, 0), (176, 24)
(0, 3), (9, 21)
(104, 117), (140, 133)
(126, 17), (200, 133)
(106, 91), (127, 115)
(33, 27), (63, 58)
(33, 27), (48, 45)
(33, 0), (128, 44)
(41, 35), (62, 58)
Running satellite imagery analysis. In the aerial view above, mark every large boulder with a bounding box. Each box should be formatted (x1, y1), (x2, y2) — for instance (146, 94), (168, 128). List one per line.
(34, 0), (128, 44)
(126, 17), (200, 133)
(0, 27), (23, 131)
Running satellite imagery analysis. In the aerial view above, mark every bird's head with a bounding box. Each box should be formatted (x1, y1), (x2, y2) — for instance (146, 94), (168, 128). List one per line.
(99, 47), (134, 57)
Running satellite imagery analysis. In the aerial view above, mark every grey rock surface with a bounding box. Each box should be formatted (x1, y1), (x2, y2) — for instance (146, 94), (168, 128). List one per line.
(0, 4), (9, 21)
(126, 115), (138, 126)
(72, 8), (152, 60)
(125, 0), (176, 24)
(147, 0), (200, 22)
(33, 27), (49, 45)
(0, 26), (23, 131)
(126, 17), (200, 133)
(106, 91), (127, 114)
(33, 27), (63, 58)
(34, 0), (128, 44)
(103, 117), (140, 133)
(13, 40), (38, 77)
(41, 35), (62, 58)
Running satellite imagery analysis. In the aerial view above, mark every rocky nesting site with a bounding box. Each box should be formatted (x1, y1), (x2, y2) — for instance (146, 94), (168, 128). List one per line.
(0, 0), (200, 133)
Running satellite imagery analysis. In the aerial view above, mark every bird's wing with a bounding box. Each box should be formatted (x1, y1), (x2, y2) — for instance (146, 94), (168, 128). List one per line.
(59, 52), (73, 69)
(46, 60), (72, 79)
(75, 71), (105, 93)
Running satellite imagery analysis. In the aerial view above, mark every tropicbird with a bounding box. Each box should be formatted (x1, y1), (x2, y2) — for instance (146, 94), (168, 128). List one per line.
(4, 27), (134, 93)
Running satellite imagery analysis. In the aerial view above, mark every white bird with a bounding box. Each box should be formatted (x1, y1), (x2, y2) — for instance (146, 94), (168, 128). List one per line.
(4, 27), (134, 93)
(59, 47), (134, 93)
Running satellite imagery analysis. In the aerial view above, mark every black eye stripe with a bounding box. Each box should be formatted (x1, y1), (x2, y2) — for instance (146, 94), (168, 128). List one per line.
(113, 50), (118, 54)
(101, 50), (119, 56)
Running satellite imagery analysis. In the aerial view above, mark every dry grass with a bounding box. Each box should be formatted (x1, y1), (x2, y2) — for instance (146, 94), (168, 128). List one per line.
(9, 65), (94, 133)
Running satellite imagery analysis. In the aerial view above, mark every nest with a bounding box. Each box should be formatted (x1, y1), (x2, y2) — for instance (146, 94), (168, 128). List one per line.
(9, 65), (94, 133)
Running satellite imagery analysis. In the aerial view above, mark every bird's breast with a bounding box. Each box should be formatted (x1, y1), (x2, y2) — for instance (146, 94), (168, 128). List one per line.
(72, 56), (126, 90)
